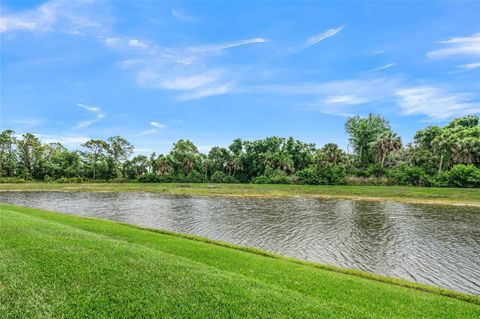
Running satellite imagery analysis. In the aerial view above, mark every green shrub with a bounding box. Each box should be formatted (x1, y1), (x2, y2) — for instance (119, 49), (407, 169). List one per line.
(137, 173), (163, 183)
(222, 175), (239, 184)
(389, 165), (428, 186)
(210, 171), (227, 183)
(253, 167), (292, 184)
(252, 175), (271, 184)
(366, 164), (387, 178)
(447, 164), (480, 188)
(55, 177), (84, 183)
(0, 177), (27, 183)
(295, 165), (346, 185)
(184, 171), (205, 183)
(295, 167), (321, 185)
(110, 177), (133, 183)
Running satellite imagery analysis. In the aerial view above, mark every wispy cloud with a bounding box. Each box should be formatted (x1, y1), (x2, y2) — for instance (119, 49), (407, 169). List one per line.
(139, 121), (166, 136)
(75, 103), (105, 129)
(427, 33), (480, 58)
(396, 86), (480, 120)
(258, 77), (480, 120)
(256, 77), (399, 116)
(171, 9), (196, 22)
(370, 63), (396, 72)
(178, 84), (233, 101)
(0, 0), (109, 35)
(34, 133), (90, 146)
(111, 36), (267, 100)
(150, 121), (166, 129)
(458, 62), (480, 70)
(290, 26), (344, 52)
(128, 39), (150, 49)
(10, 118), (44, 128)
(190, 38), (267, 53)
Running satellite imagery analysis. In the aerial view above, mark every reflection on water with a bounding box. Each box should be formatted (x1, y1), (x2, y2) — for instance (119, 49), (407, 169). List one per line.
(1, 191), (479, 295)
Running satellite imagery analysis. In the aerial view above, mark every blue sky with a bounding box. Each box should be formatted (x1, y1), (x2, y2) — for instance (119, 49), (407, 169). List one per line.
(1, 1), (479, 154)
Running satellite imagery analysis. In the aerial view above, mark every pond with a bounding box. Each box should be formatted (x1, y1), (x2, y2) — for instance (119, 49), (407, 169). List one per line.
(1, 191), (479, 295)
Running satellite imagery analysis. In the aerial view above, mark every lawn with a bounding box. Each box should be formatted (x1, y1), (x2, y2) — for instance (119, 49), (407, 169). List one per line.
(1, 182), (479, 206)
(0, 203), (478, 318)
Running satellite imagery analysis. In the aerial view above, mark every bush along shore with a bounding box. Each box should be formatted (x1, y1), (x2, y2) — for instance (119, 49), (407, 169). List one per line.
(0, 114), (479, 188)
(1, 203), (479, 318)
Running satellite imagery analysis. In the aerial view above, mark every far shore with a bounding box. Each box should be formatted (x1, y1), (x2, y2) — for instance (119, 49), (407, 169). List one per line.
(1, 183), (479, 207)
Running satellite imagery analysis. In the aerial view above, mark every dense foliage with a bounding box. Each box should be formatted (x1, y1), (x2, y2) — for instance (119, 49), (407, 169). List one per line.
(1, 114), (479, 187)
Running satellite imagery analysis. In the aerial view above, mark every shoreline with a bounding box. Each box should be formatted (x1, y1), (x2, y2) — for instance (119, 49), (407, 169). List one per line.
(1, 183), (479, 207)
(1, 203), (479, 306)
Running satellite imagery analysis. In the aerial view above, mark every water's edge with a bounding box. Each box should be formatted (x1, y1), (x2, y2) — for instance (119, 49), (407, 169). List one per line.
(2, 202), (479, 305)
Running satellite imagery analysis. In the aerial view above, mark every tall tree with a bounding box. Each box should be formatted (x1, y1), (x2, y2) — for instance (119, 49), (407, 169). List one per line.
(0, 129), (16, 177)
(319, 143), (344, 165)
(345, 114), (392, 166)
(170, 139), (199, 175)
(374, 132), (402, 167)
(107, 136), (134, 177)
(82, 139), (109, 180)
(16, 133), (44, 178)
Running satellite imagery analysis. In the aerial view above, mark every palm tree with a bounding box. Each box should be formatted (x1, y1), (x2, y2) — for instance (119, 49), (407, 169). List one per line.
(432, 133), (456, 173)
(321, 143), (344, 165)
(374, 132), (402, 167)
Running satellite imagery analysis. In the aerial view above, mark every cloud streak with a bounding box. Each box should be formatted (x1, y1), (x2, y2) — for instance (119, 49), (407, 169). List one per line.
(427, 33), (480, 58)
(0, 0), (109, 35)
(34, 133), (90, 146)
(396, 86), (480, 120)
(112, 35), (267, 100)
(290, 26), (344, 52)
(370, 63), (396, 72)
(75, 103), (105, 129)
(139, 121), (166, 136)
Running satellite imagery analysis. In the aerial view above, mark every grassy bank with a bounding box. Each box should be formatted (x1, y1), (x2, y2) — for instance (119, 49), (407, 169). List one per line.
(0, 204), (479, 318)
(1, 182), (480, 206)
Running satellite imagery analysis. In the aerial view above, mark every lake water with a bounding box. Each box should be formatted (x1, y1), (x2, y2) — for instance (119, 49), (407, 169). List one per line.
(1, 191), (479, 295)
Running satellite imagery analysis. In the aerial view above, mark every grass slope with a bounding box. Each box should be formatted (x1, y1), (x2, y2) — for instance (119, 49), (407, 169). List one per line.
(0, 204), (479, 318)
(1, 183), (480, 206)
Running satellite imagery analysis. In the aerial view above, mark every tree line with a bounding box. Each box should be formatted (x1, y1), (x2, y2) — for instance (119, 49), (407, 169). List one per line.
(1, 114), (479, 187)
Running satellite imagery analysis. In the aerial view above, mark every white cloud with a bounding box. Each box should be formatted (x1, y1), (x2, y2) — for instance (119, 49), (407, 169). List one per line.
(395, 86), (480, 120)
(290, 26), (344, 52)
(178, 84), (233, 101)
(0, 0), (108, 35)
(34, 133), (90, 146)
(257, 78), (399, 116)
(128, 39), (149, 49)
(139, 129), (157, 136)
(370, 63), (396, 72)
(427, 33), (480, 58)
(458, 62), (480, 70)
(150, 121), (166, 129)
(323, 95), (369, 105)
(104, 37), (123, 47)
(305, 26), (344, 47)
(139, 121), (166, 136)
(190, 38), (267, 53)
(109, 36), (266, 100)
(75, 103), (105, 129)
(156, 71), (223, 90)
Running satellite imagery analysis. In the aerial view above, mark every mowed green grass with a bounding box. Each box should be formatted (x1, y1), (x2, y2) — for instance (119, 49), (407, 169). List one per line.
(0, 204), (479, 318)
(1, 183), (480, 206)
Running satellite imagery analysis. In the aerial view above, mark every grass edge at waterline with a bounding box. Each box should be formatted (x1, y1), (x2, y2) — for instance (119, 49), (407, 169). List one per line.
(1, 183), (480, 207)
(0, 202), (478, 307)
